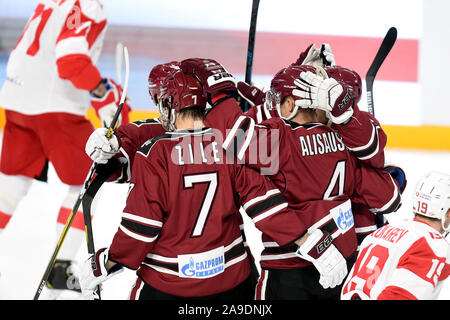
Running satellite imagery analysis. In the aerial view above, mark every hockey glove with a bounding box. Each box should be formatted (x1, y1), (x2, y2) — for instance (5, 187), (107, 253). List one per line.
(293, 69), (354, 124)
(384, 164), (407, 194)
(293, 43), (336, 67)
(79, 247), (123, 300)
(180, 58), (237, 96)
(85, 128), (120, 164)
(296, 229), (348, 289)
(237, 81), (266, 107)
(90, 78), (131, 128)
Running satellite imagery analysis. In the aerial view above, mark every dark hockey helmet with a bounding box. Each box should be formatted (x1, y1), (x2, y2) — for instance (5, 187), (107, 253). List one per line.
(324, 66), (362, 103)
(270, 64), (316, 103)
(267, 64), (316, 119)
(159, 69), (206, 111)
(158, 70), (207, 130)
(148, 61), (180, 106)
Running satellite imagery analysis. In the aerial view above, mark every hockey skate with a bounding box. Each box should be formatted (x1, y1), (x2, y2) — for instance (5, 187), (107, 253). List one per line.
(41, 259), (83, 300)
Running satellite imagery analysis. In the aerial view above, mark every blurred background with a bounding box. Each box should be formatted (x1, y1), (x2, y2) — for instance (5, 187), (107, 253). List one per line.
(1, 0), (448, 147)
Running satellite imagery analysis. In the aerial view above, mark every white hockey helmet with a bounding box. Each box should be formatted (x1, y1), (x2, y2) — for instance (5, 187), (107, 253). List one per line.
(412, 171), (450, 231)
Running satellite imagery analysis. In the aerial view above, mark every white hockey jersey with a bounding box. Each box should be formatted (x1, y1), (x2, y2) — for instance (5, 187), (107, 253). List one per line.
(0, 0), (106, 116)
(341, 218), (450, 300)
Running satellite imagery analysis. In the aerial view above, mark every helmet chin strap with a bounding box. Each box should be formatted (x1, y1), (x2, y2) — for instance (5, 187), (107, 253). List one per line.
(276, 103), (299, 121)
(169, 108), (177, 131)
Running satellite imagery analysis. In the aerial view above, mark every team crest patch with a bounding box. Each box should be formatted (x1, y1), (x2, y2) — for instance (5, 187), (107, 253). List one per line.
(330, 200), (354, 234)
(178, 246), (225, 279)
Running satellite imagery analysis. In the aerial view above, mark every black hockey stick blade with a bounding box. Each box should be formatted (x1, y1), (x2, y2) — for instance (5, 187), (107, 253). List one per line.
(365, 27), (397, 115)
(242, 0), (260, 112)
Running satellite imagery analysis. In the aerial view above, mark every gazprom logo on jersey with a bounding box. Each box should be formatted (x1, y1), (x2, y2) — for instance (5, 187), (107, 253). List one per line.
(178, 246), (225, 279)
(331, 200), (354, 234)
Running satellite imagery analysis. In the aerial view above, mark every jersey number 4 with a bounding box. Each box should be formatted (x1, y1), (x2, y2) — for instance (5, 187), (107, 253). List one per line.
(323, 160), (346, 200)
(183, 172), (219, 238)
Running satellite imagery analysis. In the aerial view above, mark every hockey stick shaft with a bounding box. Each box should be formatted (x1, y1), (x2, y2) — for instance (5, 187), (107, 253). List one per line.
(243, 0), (260, 112)
(115, 42), (124, 85)
(365, 27), (397, 116)
(364, 28), (397, 228)
(84, 45), (129, 249)
(33, 46), (130, 300)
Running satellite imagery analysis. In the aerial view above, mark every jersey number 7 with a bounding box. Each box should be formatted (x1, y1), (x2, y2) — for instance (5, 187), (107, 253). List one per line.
(183, 172), (219, 238)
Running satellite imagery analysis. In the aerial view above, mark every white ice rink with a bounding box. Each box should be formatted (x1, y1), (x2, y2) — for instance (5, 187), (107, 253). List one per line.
(0, 147), (449, 300)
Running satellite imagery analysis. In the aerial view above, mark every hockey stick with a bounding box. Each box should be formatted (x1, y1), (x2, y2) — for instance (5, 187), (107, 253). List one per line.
(365, 27), (397, 116)
(115, 42), (124, 85)
(242, 0), (260, 112)
(33, 46), (130, 300)
(365, 28), (397, 228)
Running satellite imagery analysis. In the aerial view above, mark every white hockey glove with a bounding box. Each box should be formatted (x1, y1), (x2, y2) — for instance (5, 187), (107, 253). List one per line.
(319, 44), (336, 67)
(293, 70), (354, 124)
(85, 128), (120, 164)
(296, 229), (348, 289)
(79, 247), (123, 300)
(298, 43), (336, 67)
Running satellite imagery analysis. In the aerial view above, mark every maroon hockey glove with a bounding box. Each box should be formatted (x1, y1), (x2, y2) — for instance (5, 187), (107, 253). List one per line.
(293, 43), (315, 65)
(237, 81), (265, 106)
(180, 58), (236, 95)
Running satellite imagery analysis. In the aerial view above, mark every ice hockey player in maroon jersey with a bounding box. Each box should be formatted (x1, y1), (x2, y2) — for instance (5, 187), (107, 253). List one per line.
(236, 43), (406, 246)
(79, 69), (352, 300)
(85, 61), (264, 296)
(179, 58), (403, 300)
(85, 61), (179, 182)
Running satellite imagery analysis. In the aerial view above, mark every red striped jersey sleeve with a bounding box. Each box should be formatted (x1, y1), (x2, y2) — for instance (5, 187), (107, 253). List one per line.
(55, 0), (106, 90)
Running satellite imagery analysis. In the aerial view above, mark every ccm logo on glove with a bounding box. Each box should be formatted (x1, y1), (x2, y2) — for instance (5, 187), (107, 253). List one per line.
(338, 88), (353, 111)
(316, 233), (333, 255)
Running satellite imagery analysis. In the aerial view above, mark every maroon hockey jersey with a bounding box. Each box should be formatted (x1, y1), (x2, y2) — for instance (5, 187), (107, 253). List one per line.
(243, 100), (388, 245)
(107, 118), (166, 182)
(204, 97), (401, 269)
(108, 128), (310, 297)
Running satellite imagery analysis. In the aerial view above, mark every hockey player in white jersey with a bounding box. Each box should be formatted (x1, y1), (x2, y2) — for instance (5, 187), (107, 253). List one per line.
(341, 171), (450, 300)
(0, 0), (129, 298)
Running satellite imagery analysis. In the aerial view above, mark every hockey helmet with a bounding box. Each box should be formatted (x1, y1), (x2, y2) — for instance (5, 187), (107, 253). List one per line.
(158, 70), (207, 129)
(267, 65), (316, 120)
(324, 66), (362, 103)
(148, 61), (180, 106)
(412, 171), (450, 232)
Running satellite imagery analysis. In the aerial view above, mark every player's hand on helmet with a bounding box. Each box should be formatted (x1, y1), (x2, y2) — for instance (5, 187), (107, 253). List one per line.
(79, 247), (123, 300)
(293, 69), (354, 124)
(85, 128), (120, 164)
(90, 78), (131, 128)
(296, 229), (348, 289)
(294, 43), (336, 67)
(237, 81), (266, 107)
(180, 58), (236, 95)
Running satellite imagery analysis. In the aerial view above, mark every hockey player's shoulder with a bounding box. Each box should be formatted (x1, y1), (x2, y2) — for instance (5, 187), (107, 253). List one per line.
(137, 133), (174, 158)
(78, 0), (106, 23)
(130, 118), (162, 127)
